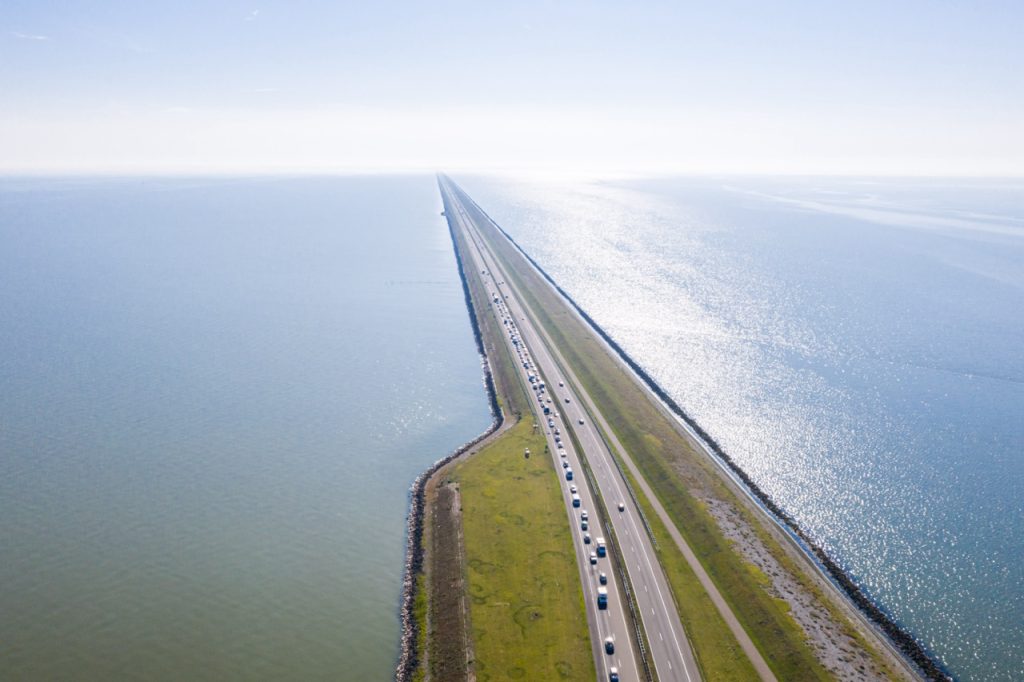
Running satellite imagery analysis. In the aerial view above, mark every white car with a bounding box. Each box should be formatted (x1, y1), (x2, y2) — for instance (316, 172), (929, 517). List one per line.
(578, 418), (584, 425)
(618, 502), (626, 512)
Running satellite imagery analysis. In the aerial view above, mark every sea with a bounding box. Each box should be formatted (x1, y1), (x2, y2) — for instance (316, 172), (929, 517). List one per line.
(457, 174), (1024, 681)
(2, 175), (1021, 681)
(0, 176), (493, 680)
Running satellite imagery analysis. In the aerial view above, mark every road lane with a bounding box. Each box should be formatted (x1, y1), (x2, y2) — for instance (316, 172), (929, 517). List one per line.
(442, 177), (700, 682)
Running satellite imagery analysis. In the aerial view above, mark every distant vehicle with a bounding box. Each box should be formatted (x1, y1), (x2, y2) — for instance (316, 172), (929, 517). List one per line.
(562, 461), (569, 469)
(570, 485), (577, 494)
(559, 450), (566, 458)
(559, 381), (564, 387)
(583, 533), (591, 544)
(618, 502), (626, 512)
(581, 510), (588, 521)
(609, 667), (619, 682)
(589, 552), (598, 565)
(548, 419), (554, 428)
(572, 493), (581, 507)
(597, 586), (608, 609)
(599, 572), (607, 585)
(565, 469), (573, 481)
(554, 428), (560, 435)
(581, 520), (588, 531)
(578, 418), (584, 425)
(604, 637), (615, 654)
(596, 537), (607, 558)
(565, 397), (571, 403)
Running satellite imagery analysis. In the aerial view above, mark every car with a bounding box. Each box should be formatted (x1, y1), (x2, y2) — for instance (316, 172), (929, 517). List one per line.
(565, 397), (571, 403)
(604, 637), (615, 654)
(562, 461), (569, 469)
(554, 428), (560, 435)
(599, 572), (607, 585)
(570, 485), (577, 494)
(578, 418), (584, 425)
(609, 666), (619, 681)
(618, 502), (626, 512)
(548, 419), (554, 427)
(581, 510), (589, 521)
(559, 381), (564, 387)
(583, 533), (591, 544)
(589, 552), (598, 565)
(559, 450), (567, 458)
(581, 520), (588, 531)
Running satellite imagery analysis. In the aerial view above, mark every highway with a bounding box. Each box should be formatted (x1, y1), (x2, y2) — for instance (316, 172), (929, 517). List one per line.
(442, 180), (641, 682)
(441, 176), (701, 682)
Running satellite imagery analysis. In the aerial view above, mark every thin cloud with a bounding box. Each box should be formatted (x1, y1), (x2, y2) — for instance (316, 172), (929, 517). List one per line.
(12, 31), (49, 41)
(245, 9), (260, 21)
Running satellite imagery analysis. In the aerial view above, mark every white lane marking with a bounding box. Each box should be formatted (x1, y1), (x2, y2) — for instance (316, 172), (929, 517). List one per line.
(456, 198), (663, 681)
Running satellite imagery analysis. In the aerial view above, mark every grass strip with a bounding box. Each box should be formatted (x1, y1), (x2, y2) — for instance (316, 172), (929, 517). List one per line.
(452, 418), (594, 681)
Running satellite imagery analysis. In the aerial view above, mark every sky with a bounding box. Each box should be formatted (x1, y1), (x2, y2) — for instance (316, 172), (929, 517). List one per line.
(2, 0), (1022, 175)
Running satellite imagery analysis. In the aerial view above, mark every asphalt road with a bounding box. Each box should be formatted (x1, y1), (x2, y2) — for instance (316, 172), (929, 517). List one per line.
(442, 177), (701, 682)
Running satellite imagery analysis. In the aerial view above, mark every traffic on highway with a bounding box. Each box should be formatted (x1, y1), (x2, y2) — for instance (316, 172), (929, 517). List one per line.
(442, 177), (699, 682)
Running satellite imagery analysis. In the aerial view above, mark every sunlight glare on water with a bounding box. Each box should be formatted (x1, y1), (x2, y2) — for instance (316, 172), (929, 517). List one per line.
(459, 174), (1024, 681)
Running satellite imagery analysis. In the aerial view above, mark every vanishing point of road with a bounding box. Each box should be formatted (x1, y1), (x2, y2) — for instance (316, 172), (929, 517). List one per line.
(441, 176), (701, 682)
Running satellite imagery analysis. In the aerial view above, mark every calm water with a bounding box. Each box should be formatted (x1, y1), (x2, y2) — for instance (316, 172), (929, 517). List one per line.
(459, 175), (1024, 681)
(0, 177), (492, 680)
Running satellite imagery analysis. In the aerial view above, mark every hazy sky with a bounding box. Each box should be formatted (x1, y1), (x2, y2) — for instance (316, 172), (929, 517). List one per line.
(2, 0), (1022, 175)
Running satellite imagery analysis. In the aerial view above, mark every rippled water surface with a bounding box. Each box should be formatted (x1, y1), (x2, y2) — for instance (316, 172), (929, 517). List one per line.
(0, 177), (492, 680)
(459, 175), (1024, 681)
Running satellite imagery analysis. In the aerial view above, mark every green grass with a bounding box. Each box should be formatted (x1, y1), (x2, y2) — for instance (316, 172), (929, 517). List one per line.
(412, 573), (428, 682)
(459, 193), (903, 680)
(452, 419), (593, 682)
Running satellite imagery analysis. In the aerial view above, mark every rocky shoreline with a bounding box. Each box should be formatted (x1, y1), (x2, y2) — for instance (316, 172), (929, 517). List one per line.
(394, 207), (503, 682)
(453, 185), (949, 681)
